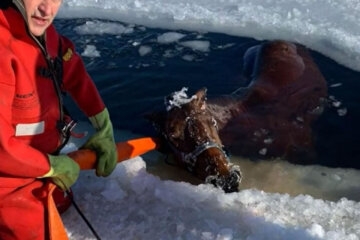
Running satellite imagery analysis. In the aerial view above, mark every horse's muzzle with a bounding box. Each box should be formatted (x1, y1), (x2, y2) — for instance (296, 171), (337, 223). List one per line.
(205, 165), (242, 193)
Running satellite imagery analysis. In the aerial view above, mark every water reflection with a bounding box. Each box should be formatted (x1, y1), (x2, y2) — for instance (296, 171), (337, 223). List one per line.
(146, 152), (360, 202)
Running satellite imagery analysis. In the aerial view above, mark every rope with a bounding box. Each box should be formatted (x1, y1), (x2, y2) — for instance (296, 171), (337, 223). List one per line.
(66, 190), (102, 240)
(56, 177), (102, 240)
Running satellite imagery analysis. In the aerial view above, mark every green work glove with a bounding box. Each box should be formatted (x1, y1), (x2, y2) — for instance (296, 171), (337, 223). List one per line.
(82, 108), (117, 177)
(41, 154), (80, 191)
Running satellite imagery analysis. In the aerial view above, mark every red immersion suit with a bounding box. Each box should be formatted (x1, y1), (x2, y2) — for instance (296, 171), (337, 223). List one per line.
(0, 5), (105, 240)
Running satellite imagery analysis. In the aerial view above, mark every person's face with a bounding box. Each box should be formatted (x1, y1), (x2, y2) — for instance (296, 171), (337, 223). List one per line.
(22, 0), (62, 36)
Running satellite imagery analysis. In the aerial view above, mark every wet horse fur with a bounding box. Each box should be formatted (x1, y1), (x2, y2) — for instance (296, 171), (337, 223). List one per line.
(149, 40), (327, 192)
(208, 40), (327, 163)
(152, 88), (242, 193)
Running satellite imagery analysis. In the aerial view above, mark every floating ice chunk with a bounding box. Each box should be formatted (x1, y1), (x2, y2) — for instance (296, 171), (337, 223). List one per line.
(310, 105), (324, 115)
(132, 41), (141, 46)
(157, 32), (186, 44)
(328, 95), (339, 103)
(296, 116), (304, 122)
(163, 49), (176, 58)
(264, 138), (273, 144)
(253, 130), (262, 137)
(216, 43), (235, 49)
(332, 101), (342, 108)
(138, 45), (152, 56)
(259, 148), (267, 155)
(182, 54), (196, 61)
(81, 45), (100, 57)
(165, 87), (197, 111)
(75, 20), (134, 35)
(179, 40), (210, 52)
(330, 83), (343, 88)
(337, 108), (347, 116)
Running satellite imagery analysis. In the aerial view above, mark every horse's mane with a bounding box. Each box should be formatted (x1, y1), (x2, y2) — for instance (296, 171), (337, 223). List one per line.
(207, 95), (245, 130)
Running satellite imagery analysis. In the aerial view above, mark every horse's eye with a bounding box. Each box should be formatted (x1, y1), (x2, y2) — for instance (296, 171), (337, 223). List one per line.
(166, 121), (185, 140)
(211, 118), (218, 130)
(169, 129), (181, 140)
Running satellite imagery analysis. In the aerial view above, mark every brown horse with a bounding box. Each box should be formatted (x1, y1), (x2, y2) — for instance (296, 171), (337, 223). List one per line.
(210, 40), (327, 163)
(152, 87), (242, 193)
(150, 40), (327, 192)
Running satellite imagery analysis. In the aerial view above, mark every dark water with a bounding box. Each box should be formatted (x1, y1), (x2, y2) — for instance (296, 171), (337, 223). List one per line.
(55, 18), (360, 169)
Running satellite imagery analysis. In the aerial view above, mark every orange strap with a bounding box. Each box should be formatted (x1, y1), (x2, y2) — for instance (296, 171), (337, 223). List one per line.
(68, 137), (159, 170)
(47, 183), (69, 240)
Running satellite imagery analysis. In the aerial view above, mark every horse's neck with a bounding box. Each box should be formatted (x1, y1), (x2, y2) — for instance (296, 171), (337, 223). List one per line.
(207, 96), (244, 130)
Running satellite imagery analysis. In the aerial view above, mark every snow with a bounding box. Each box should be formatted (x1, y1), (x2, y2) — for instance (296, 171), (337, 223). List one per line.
(55, 1), (360, 239)
(165, 87), (197, 111)
(60, 125), (360, 240)
(63, 153), (360, 240)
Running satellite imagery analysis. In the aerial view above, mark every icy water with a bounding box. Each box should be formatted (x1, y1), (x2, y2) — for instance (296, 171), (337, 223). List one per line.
(55, 18), (360, 200)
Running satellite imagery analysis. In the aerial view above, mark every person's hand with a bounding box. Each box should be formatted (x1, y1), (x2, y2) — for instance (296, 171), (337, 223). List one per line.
(40, 154), (80, 191)
(82, 108), (117, 177)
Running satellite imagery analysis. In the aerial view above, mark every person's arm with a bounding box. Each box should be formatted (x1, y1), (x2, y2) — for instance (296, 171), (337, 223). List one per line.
(0, 50), (50, 178)
(0, 47), (79, 190)
(60, 35), (105, 116)
(59, 35), (117, 177)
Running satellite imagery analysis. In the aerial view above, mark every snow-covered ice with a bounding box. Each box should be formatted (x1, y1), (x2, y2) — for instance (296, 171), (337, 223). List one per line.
(59, 0), (360, 71)
(63, 154), (360, 240)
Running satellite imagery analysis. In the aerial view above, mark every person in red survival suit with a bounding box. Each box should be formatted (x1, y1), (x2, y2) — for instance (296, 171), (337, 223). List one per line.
(0, 0), (118, 239)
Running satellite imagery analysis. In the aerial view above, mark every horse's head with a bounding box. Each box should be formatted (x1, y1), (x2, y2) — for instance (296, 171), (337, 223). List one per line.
(258, 40), (305, 86)
(151, 88), (242, 193)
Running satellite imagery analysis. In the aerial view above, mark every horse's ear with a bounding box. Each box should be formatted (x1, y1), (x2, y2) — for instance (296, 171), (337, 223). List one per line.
(191, 88), (207, 111)
(144, 111), (166, 132)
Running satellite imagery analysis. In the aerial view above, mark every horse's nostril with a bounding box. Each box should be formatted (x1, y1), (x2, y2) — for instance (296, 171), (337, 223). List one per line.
(223, 179), (239, 193)
(230, 173), (240, 185)
(229, 165), (242, 183)
(224, 168), (242, 192)
(205, 166), (242, 193)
